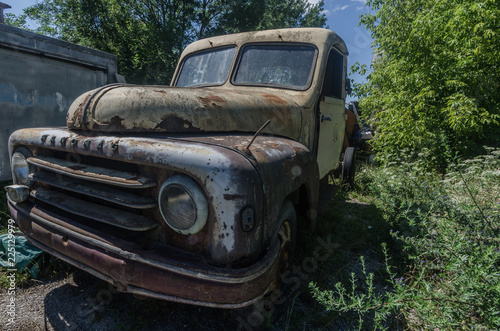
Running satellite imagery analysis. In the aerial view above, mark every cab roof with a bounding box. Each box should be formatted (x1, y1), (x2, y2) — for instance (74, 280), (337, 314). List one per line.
(180, 28), (348, 59)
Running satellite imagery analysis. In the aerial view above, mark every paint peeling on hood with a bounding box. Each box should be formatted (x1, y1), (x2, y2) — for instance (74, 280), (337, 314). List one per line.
(67, 85), (303, 140)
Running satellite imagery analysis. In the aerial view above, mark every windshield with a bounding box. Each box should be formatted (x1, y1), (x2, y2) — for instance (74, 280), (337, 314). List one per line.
(233, 44), (317, 90)
(176, 47), (236, 87)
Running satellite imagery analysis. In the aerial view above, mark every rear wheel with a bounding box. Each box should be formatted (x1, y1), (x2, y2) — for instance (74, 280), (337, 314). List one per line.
(342, 147), (356, 187)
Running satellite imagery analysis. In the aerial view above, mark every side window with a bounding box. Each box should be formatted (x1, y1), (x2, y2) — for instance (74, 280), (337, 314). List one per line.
(321, 49), (344, 99)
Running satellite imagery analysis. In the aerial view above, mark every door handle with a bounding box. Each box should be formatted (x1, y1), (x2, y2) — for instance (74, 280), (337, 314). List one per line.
(321, 115), (332, 122)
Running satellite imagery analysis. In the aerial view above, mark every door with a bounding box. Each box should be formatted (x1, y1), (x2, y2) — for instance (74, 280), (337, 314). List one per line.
(316, 48), (347, 179)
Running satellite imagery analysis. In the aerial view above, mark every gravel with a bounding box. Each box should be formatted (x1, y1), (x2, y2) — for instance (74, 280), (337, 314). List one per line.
(0, 267), (243, 331)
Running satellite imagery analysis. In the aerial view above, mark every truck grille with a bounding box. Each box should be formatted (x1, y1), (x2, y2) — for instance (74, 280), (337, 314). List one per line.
(27, 154), (158, 232)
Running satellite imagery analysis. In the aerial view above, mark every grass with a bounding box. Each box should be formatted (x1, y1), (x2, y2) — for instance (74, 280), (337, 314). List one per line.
(278, 180), (402, 330)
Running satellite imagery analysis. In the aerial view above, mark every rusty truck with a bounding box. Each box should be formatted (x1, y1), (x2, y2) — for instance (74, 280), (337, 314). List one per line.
(6, 28), (353, 310)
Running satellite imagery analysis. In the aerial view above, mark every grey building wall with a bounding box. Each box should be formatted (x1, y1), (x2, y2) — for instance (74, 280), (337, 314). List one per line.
(0, 24), (122, 180)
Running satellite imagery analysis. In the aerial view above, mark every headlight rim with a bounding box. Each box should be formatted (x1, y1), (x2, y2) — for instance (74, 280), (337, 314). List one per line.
(11, 147), (35, 186)
(158, 174), (208, 235)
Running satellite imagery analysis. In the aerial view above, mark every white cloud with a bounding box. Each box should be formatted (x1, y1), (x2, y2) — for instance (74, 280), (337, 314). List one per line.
(331, 4), (350, 14)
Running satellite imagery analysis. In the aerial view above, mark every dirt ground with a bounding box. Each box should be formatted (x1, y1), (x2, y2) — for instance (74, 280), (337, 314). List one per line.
(0, 267), (251, 330)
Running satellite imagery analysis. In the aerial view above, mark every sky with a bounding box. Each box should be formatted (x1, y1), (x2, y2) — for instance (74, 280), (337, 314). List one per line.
(5, 0), (374, 95)
(314, 0), (374, 90)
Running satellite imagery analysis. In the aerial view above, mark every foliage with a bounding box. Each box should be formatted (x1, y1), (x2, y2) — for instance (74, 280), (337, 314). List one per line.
(352, 0), (500, 170)
(3, 13), (30, 29)
(11, 0), (326, 84)
(311, 149), (500, 329)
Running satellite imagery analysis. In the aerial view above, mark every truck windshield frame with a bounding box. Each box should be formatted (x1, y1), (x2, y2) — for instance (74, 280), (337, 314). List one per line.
(232, 43), (318, 90)
(176, 46), (237, 87)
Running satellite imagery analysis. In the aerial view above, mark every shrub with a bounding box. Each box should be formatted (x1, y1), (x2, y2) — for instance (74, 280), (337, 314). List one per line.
(311, 149), (500, 329)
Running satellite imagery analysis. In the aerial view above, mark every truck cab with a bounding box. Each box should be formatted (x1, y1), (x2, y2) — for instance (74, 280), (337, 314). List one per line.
(6, 28), (349, 308)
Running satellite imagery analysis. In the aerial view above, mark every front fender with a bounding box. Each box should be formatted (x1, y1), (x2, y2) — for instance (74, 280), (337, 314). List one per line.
(242, 136), (320, 244)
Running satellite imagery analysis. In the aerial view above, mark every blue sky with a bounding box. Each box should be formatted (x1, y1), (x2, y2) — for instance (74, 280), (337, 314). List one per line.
(320, 0), (374, 94)
(7, 0), (374, 92)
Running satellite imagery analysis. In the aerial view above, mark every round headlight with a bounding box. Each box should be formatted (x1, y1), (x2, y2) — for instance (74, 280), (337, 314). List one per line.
(11, 148), (34, 185)
(158, 175), (208, 235)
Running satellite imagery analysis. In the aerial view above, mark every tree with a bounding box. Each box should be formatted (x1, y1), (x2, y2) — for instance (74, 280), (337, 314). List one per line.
(354, 0), (500, 170)
(14, 0), (326, 84)
(4, 13), (29, 29)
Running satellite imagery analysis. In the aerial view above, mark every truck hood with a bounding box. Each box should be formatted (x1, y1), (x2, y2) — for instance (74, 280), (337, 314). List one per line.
(67, 85), (302, 140)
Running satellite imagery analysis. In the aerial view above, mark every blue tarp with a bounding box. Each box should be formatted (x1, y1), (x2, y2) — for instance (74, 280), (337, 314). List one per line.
(0, 233), (45, 278)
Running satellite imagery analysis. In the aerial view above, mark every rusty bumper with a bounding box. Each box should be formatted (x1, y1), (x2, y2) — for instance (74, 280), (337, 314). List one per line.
(9, 199), (280, 309)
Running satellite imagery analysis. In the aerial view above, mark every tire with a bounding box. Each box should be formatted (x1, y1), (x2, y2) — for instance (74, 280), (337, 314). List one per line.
(233, 200), (297, 330)
(342, 147), (356, 187)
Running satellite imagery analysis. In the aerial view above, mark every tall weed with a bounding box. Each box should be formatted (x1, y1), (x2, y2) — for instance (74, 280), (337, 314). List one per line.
(311, 149), (500, 330)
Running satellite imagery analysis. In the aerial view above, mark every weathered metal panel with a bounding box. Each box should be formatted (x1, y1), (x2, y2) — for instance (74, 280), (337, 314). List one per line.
(317, 97), (347, 177)
(66, 85), (304, 142)
(0, 24), (119, 180)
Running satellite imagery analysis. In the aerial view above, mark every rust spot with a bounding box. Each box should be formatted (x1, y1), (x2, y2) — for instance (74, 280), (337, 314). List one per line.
(249, 149), (267, 162)
(156, 115), (201, 132)
(199, 95), (226, 104)
(69, 93), (92, 126)
(262, 94), (287, 105)
(198, 95), (226, 110)
(109, 116), (126, 130)
(92, 115), (126, 131)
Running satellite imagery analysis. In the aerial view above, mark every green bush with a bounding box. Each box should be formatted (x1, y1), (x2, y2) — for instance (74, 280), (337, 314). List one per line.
(352, 0), (500, 170)
(311, 149), (500, 329)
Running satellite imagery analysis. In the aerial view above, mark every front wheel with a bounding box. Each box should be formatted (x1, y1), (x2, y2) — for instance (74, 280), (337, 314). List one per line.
(234, 200), (296, 330)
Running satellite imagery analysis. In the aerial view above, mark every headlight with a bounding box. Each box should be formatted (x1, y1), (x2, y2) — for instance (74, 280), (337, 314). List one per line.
(11, 148), (34, 185)
(158, 174), (208, 235)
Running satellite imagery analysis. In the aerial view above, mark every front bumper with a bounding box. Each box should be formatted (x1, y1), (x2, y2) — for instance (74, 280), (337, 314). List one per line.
(9, 199), (280, 308)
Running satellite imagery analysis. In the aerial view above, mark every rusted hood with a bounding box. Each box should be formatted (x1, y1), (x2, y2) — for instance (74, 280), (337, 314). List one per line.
(67, 85), (302, 139)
